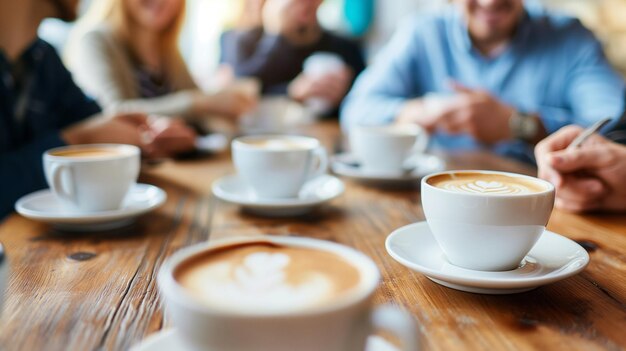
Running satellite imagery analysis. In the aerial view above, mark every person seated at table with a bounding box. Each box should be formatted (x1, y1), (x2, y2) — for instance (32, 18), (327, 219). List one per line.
(0, 0), (197, 219)
(535, 124), (626, 213)
(220, 0), (366, 113)
(341, 0), (626, 163)
(66, 0), (256, 123)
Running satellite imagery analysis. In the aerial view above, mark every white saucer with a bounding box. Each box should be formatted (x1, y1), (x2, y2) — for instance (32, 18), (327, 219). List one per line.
(212, 174), (344, 217)
(15, 184), (166, 231)
(331, 153), (446, 184)
(385, 221), (589, 294)
(131, 329), (400, 351)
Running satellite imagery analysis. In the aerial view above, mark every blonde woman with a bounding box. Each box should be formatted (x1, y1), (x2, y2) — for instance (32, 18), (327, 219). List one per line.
(67, 0), (255, 121)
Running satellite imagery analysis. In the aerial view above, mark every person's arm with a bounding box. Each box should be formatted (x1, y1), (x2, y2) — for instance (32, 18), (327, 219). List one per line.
(340, 18), (423, 130)
(541, 24), (625, 133)
(220, 29), (288, 81)
(69, 28), (198, 117)
(0, 132), (67, 219)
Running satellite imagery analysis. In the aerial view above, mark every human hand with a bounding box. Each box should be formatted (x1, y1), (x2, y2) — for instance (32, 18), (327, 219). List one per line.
(442, 83), (515, 143)
(142, 116), (197, 158)
(194, 89), (257, 118)
(61, 113), (149, 147)
(535, 125), (626, 212)
(398, 84), (515, 144)
(288, 68), (353, 108)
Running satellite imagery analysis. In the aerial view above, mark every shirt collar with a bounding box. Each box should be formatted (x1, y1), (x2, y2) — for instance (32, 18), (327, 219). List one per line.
(0, 38), (46, 71)
(451, 6), (533, 57)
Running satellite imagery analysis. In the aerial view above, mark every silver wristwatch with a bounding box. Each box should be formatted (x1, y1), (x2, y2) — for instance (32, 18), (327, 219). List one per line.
(509, 110), (539, 142)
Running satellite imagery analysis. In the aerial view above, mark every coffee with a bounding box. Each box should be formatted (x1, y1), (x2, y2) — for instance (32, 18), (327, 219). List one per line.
(50, 148), (122, 158)
(240, 138), (313, 151)
(427, 172), (547, 195)
(175, 241), (361, 312)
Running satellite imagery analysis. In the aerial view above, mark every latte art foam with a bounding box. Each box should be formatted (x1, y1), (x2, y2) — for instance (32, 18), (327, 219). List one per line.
(441, 180), (533, 195)
(175, 243), (361, 312)
(427, 172), (547, 195)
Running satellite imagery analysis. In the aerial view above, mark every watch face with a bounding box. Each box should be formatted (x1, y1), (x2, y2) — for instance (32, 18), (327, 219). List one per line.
(510, 112), (538, 141)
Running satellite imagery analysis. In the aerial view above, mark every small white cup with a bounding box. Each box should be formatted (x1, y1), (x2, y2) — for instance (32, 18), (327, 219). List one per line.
(240, 96), (305, 134)
(158, 236), (417, 351)
(303, 52), (345, 114)
(232, 135), (328, 199)
(421, 170), (555, 271)
(43, 144), (140, 213)
(351, 124), (429, 173)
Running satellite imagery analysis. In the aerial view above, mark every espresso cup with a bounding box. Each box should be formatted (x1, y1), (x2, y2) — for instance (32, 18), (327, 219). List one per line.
(232, 135), (328, 199)
(351, 124), (428, 173)
(422, 170), (555, 271)
(43, 144), (140, 213)
(158, 236), (417, 351)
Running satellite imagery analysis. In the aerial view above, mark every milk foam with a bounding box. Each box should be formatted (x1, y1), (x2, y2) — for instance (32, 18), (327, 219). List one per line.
(187, 252), (335, 312)
(441, 180), (533, 195)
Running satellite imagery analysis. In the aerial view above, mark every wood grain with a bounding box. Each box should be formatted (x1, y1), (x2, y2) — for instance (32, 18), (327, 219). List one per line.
(0, 121), (624, 351)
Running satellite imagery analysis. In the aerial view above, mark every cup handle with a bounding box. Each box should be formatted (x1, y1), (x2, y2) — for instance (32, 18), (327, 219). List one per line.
(404, 132), (429, 168)
(307, 146), (328, 180)
(49, 164), (75, 204)
(370, 304), (418, 351)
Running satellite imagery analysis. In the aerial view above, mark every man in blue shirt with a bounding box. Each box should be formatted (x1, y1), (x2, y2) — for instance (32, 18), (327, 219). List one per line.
(0, 0), (196, 219)
(341, 0), (626, 162)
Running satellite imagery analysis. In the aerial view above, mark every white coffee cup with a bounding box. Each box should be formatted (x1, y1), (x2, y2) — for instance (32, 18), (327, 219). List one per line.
(157, 236), (417, 351)
(240, 96), (306, 134)
(303, 52), (345, 115)
(232, 135), (328, 199)
(421, 170), (555, 271)
(351, 124), (429, 173)
(43, 144), (140, 213)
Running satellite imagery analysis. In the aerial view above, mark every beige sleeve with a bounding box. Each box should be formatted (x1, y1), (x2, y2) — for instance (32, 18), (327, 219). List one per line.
(70, 28), (197, 118)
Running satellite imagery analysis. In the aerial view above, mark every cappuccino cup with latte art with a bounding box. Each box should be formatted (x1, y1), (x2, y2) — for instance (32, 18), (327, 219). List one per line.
(158, 236), (417, 351)
(422, 170), (555, 271)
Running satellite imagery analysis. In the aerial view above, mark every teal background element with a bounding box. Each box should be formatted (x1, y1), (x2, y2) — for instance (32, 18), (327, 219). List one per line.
(343, 0), (375, 36)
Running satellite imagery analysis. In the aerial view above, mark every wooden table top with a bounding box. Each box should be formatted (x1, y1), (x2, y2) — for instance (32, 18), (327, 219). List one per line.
(0, 121), (625, 351)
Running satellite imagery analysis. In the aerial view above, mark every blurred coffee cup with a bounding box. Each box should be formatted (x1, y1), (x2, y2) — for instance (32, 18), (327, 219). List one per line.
(158, 235), (417, 351)
(303, 52), (345, 115)
(43, 144), (140, 213)
(351, 124), (429, 173)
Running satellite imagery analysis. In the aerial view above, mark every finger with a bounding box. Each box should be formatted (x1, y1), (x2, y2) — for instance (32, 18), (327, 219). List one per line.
(549, 146), (616, 172)
(537, 167), (563, 188)
(556, 176), (606, 201)
(535, 125), (585, 158)
(447, 80), (475, 95)
(114, 113), (149, 127)
(554, 197), (600, 213)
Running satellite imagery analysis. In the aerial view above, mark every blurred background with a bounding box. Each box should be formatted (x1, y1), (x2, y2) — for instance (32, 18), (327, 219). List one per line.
(40, 0), (626, 91)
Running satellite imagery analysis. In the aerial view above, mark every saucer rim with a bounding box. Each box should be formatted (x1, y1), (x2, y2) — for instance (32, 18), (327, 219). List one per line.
(331, 153), (446, 180)
(15, 183), (166, 223)
(385, 221), (590, 289)
(131, 329), (400, 351)
(211, 174), (345, 208)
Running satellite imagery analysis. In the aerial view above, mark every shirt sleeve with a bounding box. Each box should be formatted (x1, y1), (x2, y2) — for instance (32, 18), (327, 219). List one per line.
(0, 132), (66, 219)
(540, 25), (625, 133)
(340, 19), (423, 130)
(70, 29), (196, 118)
(220, 29), (288, 80)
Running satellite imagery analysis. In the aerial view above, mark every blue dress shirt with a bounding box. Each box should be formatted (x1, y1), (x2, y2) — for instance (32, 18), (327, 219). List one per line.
(341, 5), (626, 161)
(0, 39), (101, 219)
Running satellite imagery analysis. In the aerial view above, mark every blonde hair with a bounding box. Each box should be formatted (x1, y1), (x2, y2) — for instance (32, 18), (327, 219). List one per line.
(70, 0), (187, 81)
